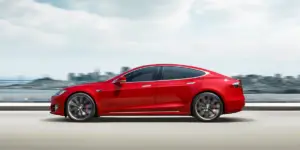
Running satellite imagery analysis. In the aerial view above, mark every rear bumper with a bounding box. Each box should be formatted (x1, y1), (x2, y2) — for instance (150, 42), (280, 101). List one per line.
(224, 98), (245, 114)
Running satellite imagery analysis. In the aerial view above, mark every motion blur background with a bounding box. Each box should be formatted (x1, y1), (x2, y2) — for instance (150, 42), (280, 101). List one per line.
(0, 0), (300, 102)
(1, 1), (300, 150)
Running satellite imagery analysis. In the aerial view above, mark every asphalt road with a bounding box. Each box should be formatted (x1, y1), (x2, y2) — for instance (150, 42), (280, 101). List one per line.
(0, 111), (299, 150)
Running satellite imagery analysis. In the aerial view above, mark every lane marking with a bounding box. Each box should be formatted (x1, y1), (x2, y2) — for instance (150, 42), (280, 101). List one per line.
(246, 103), (300, 107)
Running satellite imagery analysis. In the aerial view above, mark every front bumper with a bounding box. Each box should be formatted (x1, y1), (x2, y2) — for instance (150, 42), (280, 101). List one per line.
(50, 95), (66, 116)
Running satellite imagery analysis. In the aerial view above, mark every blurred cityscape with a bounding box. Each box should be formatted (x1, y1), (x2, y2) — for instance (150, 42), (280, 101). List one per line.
(1, 67), (300, 94)
(232, 74), (300, 93)
(67, 66), (130, 82)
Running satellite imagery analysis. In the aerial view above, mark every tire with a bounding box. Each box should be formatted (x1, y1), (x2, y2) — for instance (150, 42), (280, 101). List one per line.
(65, 93), (96, 122)
(191, 92), (224, 122)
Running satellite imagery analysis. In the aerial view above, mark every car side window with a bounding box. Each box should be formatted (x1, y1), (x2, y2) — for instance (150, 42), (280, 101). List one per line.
(162, 66), (206, 80)
(125, 67), (159, 82)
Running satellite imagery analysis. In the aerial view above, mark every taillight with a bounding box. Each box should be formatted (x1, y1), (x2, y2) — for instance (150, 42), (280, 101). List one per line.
(239, 79), (242, 87)
(232, 80), (242, 88)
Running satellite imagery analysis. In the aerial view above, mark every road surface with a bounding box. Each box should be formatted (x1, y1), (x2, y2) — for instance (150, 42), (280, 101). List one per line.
(0, 111), (299, 150)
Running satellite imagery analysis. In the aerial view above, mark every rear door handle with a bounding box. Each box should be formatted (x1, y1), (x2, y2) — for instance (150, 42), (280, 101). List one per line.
(141, 84), (152, 88)
(186, 82), (195, 85)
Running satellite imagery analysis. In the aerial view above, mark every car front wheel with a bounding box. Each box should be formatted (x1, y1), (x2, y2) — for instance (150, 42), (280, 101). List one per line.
(66, 93), (96, 122)
(192, 92), (224, 122)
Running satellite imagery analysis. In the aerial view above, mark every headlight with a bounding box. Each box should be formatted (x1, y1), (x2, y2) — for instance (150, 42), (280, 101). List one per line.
(54, 89), (66, 96)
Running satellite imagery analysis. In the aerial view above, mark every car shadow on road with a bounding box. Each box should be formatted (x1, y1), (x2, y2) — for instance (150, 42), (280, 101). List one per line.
(42, 116), (254, 123)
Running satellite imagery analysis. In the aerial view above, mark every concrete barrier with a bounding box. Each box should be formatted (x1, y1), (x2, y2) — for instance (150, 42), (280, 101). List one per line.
(0, 102), (300, 111)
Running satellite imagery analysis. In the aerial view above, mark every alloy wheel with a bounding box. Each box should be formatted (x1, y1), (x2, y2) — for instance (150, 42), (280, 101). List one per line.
(193, 92), (223, 121)
(67, 93), (95, 121)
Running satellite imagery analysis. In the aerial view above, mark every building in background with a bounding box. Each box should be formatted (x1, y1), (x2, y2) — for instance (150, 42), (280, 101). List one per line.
(67, 73), (76, 81)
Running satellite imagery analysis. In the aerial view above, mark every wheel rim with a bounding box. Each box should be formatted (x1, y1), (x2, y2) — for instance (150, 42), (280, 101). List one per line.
(195, 93), (222, 121)
(67, 93), (94, 121)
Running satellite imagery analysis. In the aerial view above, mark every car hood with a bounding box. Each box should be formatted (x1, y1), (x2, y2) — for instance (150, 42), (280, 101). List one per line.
(65, 81), (106, 90)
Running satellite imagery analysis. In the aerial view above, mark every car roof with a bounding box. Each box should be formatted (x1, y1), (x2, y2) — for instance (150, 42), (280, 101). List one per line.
(107, 63), (228, 82)
(136, 63), (210, 72)
(137, 64), (229, 78)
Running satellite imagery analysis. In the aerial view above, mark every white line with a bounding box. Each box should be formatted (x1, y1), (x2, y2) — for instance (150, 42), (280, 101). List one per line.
(245, 103), (300, 107)
(0, 103), (49, 106)
(0, 103), (300, 107)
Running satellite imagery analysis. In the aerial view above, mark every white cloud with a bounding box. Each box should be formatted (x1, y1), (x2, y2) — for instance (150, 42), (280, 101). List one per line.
(0, 0), (300, 79)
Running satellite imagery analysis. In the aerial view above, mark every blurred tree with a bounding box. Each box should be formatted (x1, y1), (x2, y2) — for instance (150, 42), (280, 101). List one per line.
(120, 66), (130, 73)
(105, 72), (115, 77)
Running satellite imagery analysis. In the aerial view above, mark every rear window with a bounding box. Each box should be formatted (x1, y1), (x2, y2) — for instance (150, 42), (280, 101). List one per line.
(162, 66), (206, 80)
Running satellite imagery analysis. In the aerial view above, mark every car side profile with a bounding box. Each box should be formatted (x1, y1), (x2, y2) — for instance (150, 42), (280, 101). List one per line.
(50, 64), (245, 122)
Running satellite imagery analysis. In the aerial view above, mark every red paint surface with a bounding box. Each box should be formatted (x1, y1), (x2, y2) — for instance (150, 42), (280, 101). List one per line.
(50, 64), (245, 116)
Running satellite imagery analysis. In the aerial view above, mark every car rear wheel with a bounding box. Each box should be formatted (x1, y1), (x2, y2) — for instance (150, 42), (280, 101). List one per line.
(66, 93), (96, 122)
(192, 92), (223, 122)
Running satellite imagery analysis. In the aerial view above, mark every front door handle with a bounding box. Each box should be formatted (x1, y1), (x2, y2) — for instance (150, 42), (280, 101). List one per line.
(141, 84), (151, 88)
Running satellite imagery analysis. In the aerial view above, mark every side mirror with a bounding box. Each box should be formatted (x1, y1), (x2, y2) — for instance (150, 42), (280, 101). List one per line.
(114, 76), (127, 84)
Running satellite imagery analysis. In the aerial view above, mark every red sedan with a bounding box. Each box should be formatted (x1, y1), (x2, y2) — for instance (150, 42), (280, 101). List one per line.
(50, 64), (245, 122)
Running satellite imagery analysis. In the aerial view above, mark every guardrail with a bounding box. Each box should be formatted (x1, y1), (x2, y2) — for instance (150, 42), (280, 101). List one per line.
(0, 103), (300, 111)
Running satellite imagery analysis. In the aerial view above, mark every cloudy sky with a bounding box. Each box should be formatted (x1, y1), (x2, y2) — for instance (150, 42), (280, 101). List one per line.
(0, 0), (300, 80)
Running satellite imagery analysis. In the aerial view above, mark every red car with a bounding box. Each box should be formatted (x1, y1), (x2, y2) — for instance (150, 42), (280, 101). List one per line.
(50, 64), (245, 122)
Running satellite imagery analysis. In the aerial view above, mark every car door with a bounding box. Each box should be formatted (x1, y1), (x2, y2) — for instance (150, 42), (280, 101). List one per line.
(154, 66), (206, 111)
(99, 66), (160, 113)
